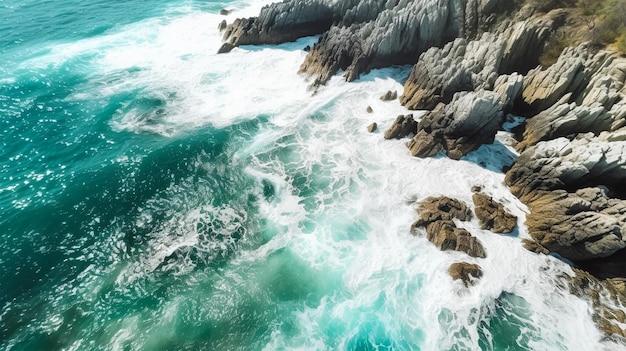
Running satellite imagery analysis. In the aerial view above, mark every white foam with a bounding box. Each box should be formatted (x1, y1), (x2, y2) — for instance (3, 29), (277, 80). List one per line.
(17, 1), (621, 349)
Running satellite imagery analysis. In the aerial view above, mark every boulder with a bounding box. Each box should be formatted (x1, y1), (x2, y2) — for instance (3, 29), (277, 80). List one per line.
(407, 90), (504, 160)
(366, 106), (373, 113)
(380, 90), (397, 101)
(383, 114), (417, 140)
(448, 262), (483, 287)
(412, 196), (473, 228)
(367, 122), (377, 133)
(472, 193), (517, 233)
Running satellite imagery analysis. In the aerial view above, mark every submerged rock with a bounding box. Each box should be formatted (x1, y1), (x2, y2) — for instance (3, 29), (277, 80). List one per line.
(472, 193), (517, 233)
(448, 262), (483, 287)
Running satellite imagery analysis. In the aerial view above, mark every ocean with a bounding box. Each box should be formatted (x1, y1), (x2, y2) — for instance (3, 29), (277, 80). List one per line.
(0, 0), (616, 350)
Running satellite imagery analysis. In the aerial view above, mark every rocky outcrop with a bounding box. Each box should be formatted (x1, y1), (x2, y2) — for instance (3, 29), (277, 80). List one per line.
(506, 134), (626, 202)
(400, 12), (560, 110)
(407, 90), (504, 159)
(412, 196), (486, 258)
(472, 193), (517, 233)
(516, 45), (626, 150)
(383, 114), (417, 140)
(505, 134), (626, 273)
(448, 262), (483, 287)
(299, 0), (515, 85)
(222, 0), (336, 47)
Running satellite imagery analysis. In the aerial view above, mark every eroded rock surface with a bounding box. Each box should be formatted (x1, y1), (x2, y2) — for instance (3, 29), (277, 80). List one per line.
(448, 262), (483, 287)
(407, 90), (504, 159)
(384, 114), (417, 140)
(412, 196), (486, 258)
(472, 193), (517, 233)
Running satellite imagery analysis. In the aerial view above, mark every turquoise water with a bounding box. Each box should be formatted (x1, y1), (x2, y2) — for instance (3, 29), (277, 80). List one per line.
(0, 0), (614, 350)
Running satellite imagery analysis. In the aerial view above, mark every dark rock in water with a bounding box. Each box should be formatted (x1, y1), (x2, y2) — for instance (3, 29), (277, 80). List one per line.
(303, 45), (311, 52)
(220, 9), (231, 16)
(217, 42), (235, 54)
(471, 185), (483, 193)
(218, 20), (227, 32)
(472, 193), (517, 233)
(380, 90), (397, 101)
(383, 114), (417, 140)
(448, 262), (483, 287)
(366, 106), (373, 113)
(413, 196), (473, 228)
(407, 90), (504, 160)
(425, 220), (486, 258)
(367, 123), (377, 133)
(412, 196), (485, 258)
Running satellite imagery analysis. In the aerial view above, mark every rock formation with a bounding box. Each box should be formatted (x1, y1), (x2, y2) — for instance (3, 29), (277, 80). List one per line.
(407, 90), (504, 159)
(448, 262), (483, 287)
(472, 193), (517, 233)
(412, 196), (486, 258)
(383, 114), (417, 140)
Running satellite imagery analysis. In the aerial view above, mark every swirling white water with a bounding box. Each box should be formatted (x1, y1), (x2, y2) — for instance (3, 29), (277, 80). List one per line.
(0, 0), (621, 350)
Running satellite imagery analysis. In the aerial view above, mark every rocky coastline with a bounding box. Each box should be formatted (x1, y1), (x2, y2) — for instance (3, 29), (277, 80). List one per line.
(219, 0), (626, 340)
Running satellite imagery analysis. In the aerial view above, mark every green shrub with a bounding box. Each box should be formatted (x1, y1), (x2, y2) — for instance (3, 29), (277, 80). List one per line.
(617, 31), (626, 55)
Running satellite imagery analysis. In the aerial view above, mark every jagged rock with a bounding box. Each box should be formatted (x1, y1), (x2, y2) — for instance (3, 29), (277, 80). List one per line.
(217, 43), (235, 54)
(520, 45), (586, 114)
(218, 20), (227, 32)
(412, 196), (485, 258)
(493, 73), (523, 109)
(400, 12), (560, 110)
(380, 90), (397, 101)
(425, 220), (487, 258)
(383, 114), (417, 140)
(366, 106), (373, 113)
(222, 0), (336, 46)
(506, 135), (626, 202)
(517, 100), (612, 151)
(367, 123), (377, 133)
(407, 90), (504, 160)
(472, 193), (517, 233)
(523, 188), (626, 261)
(448, 262), (483, 287)
(412, 196), (473, 228)
(299, 0), (514, 85)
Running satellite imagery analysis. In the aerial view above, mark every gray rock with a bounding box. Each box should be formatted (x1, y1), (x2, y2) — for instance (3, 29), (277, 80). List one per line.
(407, 90), (504, 159)
(218, 20), (227, 32)
(412, 196), (473, 228)
(217, 42), (235, 54)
